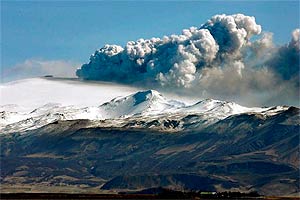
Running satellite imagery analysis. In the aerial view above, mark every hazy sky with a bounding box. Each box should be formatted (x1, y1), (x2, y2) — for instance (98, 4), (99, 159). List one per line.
(2, 1), (299, 69)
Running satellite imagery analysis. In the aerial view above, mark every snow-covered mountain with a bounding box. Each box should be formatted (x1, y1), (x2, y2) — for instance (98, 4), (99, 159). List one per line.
(0, 78), (291, 134)
(99, 90), (185, 118)
(1, 78), (299, 196)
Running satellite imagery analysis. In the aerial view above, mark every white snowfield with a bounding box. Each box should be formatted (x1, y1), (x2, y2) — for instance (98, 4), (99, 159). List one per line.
(0, 78), (290, 134)
(0, 78), (140, 111)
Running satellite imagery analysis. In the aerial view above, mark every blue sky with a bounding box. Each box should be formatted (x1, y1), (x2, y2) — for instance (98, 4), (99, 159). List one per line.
(1, 1), (300, 72)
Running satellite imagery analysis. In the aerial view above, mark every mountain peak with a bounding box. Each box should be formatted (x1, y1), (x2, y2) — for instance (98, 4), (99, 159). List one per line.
(132, 90), (163, 106)
(97, 90), (172, 119)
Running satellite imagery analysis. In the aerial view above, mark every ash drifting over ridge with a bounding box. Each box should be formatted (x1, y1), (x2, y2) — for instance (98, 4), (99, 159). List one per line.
(76, 14), (300, 106)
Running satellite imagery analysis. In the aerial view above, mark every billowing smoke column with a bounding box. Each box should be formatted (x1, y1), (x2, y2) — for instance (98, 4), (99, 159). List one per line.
(76, 14), (300, 106)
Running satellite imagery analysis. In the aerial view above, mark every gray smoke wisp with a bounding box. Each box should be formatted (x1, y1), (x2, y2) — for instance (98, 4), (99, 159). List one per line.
(76, 14), (300, 106)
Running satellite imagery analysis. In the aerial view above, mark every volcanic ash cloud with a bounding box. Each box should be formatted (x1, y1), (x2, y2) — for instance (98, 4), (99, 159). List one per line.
(76, 14), (300, 106)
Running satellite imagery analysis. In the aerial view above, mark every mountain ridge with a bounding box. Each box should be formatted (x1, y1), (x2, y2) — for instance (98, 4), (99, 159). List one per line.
(0, 88), (295, 134)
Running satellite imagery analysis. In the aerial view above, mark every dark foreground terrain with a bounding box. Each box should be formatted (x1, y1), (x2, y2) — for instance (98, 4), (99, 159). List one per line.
(0, 191), (298, 200)
(1, 107), (299, 196)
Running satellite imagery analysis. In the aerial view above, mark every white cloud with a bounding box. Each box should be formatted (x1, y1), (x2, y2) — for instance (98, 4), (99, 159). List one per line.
(2, 59), (80, 82)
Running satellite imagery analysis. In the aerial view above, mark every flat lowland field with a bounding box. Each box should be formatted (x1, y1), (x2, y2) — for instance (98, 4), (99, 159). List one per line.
(1, 193), (300, 200)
